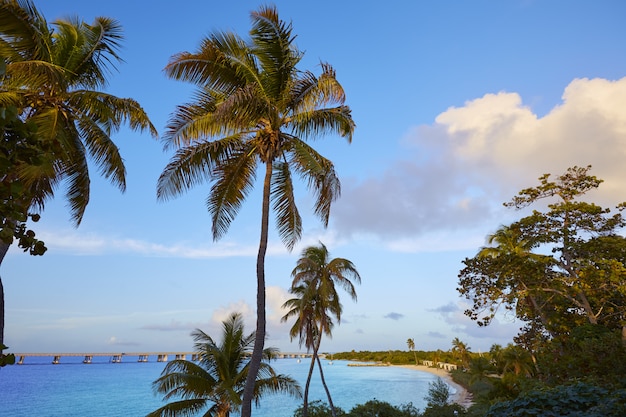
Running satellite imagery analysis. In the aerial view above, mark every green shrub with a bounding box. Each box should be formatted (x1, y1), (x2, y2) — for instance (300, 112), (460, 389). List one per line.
(348, 400), (419, 417)
(485, 382), (626, 417)
(292, 400), (346, 417)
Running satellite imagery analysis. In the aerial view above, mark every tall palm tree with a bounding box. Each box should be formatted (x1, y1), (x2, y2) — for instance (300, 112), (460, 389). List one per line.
(282, 242), (360, 417)
(407, 338), (417, 365)
(149, 312), (301, 417)
(156, 6), (354, 415)
(0, 0), (157, 346)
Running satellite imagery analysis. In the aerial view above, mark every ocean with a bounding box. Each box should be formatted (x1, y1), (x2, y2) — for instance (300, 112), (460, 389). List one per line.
(0, 356), (447, 416)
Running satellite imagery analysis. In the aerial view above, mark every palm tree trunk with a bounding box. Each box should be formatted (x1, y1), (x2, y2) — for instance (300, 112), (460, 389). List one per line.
(315, 354), (337, 417)
(302, 354), (316, 417)
(314, 323), (337, 417)
(241, 161), (272, 417)
(0, 239), (10, 348)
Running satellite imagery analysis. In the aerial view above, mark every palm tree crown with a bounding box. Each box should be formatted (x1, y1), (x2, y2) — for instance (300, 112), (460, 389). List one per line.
(0, 0), (158, 223)
(149, 312), (301, 417)
(156, 5), (354, 248)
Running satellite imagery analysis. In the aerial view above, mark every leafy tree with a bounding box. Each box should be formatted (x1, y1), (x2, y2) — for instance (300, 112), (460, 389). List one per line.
(282, 242), (360, 417)
(156, 7), (354, 415)
(0, 103), (48, 351)
(149, 312), (301, 417)
(0, 0), (157, 346)
(425, 378), (451, 408)
(535, 324), (626, 385)
(458, 166), (626, 348)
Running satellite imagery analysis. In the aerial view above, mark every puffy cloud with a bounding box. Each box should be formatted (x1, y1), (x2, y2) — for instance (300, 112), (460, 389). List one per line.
(332, 77), (626, 250)
(384, 312), (404, 320)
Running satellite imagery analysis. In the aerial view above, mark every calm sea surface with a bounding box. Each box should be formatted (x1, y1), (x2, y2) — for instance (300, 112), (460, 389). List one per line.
(0, 357), (449, 416)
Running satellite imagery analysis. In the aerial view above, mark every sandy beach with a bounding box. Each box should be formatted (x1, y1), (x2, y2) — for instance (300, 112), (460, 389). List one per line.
(393, 364), (473, 408)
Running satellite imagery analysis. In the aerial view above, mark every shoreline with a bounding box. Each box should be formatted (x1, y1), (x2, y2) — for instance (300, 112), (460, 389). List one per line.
(392, 364), (473, 408)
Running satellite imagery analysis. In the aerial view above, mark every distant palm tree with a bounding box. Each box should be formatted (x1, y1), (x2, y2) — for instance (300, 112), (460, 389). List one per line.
(0, 0), (157, 347)
(501, 343), (534, 377)
(489, 343), (505, 374)
(407, 338), (418, 365)
(468, 356), (494, 385)
(451, 338), (471, 369)
(156, 7), (354, 415)
(148, 313), (301, 417)
(282, 243), (360, 417)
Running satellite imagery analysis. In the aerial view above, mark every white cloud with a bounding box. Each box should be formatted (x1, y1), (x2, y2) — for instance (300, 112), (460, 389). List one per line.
(332, 77), (626, 251)
(32, 230), (291, 258)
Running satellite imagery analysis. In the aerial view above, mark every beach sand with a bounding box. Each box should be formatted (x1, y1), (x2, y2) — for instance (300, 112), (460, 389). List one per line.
(393, 364), (473, 408)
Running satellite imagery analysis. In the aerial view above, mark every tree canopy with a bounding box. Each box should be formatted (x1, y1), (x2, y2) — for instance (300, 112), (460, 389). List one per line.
(459, 166), (626, 343)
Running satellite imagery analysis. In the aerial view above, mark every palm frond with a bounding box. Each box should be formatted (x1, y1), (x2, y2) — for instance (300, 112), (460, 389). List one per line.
(270, 160), (302, 251)
(287, 138), (341, 226)
(250, 5), (301, 101)
(62, 151), (91, 225)
(291, 105), (355, 142)
(0, 0), (52, 61)
(3, 60), (67, 92)
(164, 32), (249, 92)
(68, 90), (158, 137)
(207, 145), (257, 240)
(156, 136), (243, 201)
(75, 115), (126, 191)
(145, 398), (210, 417)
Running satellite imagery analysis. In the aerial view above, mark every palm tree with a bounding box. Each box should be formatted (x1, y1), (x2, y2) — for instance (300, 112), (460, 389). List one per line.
(407, 338), (417, 365)
(282, 242), (360, 417)
(148, 312), (301, 417)
(156, 7), (354, 415)
(501, 343), (534, 377)
(0, 0), (157, 346)
(451, 337), (471, 369)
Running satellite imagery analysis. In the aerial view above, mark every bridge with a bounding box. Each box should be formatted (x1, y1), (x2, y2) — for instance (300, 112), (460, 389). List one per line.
(12, 351), (320, 365)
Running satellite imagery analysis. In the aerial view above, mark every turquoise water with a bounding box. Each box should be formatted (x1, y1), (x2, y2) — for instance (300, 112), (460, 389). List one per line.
(0, 357), (446, 416)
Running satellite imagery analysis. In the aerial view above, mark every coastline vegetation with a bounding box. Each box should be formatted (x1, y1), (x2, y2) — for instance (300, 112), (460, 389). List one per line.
(329, 166), (626, 417)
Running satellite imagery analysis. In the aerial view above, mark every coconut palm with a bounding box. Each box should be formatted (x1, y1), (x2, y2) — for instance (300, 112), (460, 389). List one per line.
(407, 338), (418, 365)
(0, 0), (157, 346)
(148, 312), (301, 417)
(282, 242), (360, 417)
(156, 6), (354, 415)
(501, 343), (534, 377)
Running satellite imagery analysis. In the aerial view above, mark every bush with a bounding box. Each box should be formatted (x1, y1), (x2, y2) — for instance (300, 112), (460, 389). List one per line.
(485, 382), (626, 417)
(349, 400), (419, 417)
(293, 400), (346, 417)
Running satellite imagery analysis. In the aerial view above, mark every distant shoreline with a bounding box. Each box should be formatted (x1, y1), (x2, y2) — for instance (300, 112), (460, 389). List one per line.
(391, 364), (473, 408)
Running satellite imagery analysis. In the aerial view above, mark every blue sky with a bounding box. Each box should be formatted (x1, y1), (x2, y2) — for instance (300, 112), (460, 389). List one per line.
(4, 0), (626, 354)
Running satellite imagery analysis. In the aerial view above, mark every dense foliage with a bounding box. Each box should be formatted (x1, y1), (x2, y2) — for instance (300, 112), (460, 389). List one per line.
(0, 104), (47, 257)
(485, 382), (626, 417)
(291, 378), (471, 417)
